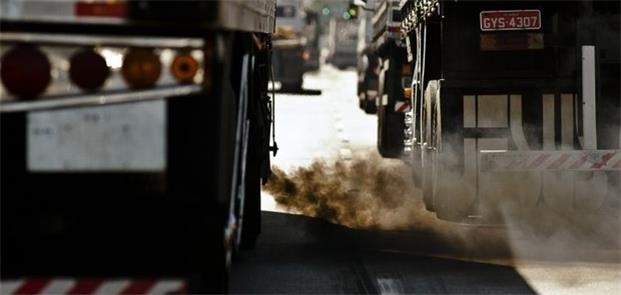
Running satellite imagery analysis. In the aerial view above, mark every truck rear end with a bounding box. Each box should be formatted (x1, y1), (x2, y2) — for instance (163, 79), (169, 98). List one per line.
(401, 0), (620, 223)
(1, 0), (275, 292)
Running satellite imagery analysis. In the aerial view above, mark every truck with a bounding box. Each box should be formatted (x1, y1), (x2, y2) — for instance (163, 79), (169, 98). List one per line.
(368, 0), (411, 158)
(399, 0), (620, 222)
(0, 0), (275, 293)
(356, 0), (380, 114)
(272, 0), (306, 91)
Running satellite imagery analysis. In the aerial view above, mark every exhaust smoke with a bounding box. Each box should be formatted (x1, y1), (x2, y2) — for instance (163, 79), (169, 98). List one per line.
(265, 153), (423, 230)
(264, 150), (620, 264)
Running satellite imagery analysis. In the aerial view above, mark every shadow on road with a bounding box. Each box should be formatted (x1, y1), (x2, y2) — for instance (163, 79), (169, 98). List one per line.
(231, 211), (537, 294)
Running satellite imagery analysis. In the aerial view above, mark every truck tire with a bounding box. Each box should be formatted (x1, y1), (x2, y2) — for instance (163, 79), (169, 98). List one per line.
(377, 56), (404, 158)
(239, 122), (261, 250)
(364, 97), (377, 114)
(426, 81), (469, 222)
(240, 163), (260, 249)
(421, 81), (438, 212)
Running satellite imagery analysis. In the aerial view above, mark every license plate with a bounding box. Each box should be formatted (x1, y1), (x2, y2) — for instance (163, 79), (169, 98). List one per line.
(480, 10), (541, 31)
(27, 100), (166, 172)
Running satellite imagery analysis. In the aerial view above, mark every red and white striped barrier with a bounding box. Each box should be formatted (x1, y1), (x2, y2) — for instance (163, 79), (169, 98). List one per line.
(1, 278), (186, 295)
(394, 101), (411, 113)
(479, 150), (621, 172)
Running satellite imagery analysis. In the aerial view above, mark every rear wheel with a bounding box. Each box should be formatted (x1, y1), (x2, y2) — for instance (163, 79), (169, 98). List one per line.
(427, 81), (470, 222)
(364, 97), (377, 114)
(421, 81), (438, 212)
(377, 54), (404, 158)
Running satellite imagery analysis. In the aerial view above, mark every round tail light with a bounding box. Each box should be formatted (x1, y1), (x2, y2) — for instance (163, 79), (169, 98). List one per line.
(70, 49), (110, 91)
(0, 44), (51, 99)
(171, 53), (199, 84)
(121, 48), (162, 89)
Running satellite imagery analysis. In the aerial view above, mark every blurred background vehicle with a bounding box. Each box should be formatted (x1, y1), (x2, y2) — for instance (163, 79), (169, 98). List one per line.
(272, 0), (307, 91)
(326, 17), (359, 70)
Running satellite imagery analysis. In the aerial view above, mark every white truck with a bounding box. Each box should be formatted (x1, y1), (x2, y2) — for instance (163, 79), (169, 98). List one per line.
(1, 0), (275, 292)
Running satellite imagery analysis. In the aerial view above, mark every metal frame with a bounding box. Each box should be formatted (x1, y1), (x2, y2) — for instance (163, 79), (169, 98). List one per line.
(0, 85), (201, 113)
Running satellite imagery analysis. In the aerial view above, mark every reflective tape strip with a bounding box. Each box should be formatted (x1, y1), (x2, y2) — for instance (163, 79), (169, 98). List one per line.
(1, 280), (22, 295)
(149, 280), (186, 295)
(12, 278), (51, 294)
(546, 153), (570, 170)
(480, 150), (621, 172)
(1, 279), (186, 295)
(526, 153), (552, 169)
(394, 101), (411, 112)
(40, 279), (75, 294)
(591, 152), (615, 169)
(119, 280), (156, 295)
(66, 279), (104, 295)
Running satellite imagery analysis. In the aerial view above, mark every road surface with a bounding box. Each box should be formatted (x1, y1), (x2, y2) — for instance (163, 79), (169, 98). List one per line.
(233, 65), (621, 294)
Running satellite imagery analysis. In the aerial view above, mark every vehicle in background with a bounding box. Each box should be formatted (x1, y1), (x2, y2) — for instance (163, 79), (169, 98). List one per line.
(371, 0), (409, 158)
(303, 10), (320, 72)
(400, 0), (620, 223)
(356, 0), (379, 114)
(326, 17), (358, 70)
(0, 0), (275, 292)
(272, 0), (306, 91)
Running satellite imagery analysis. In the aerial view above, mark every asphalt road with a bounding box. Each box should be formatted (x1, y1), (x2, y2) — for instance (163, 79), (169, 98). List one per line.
(232, 211), (535, 294)
(234, 65), (621, 294)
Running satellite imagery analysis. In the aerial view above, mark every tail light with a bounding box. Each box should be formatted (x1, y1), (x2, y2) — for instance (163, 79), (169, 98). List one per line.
(1, 33), (210, 111)
(171, 53), (199, 83)
(0, 44), (51, 99)
(69, 49), (110, 91)
(121, 48), (162, 89)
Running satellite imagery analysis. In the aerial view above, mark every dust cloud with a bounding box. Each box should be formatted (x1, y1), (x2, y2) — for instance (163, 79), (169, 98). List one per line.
(265, 153), (420, 230)
(264, 151), (514, 260)
(264, 150), (621, 263)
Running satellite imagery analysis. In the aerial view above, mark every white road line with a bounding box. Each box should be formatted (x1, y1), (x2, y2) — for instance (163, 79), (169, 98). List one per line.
(339, 148), (352, 160)
(335, 122), (345, 132)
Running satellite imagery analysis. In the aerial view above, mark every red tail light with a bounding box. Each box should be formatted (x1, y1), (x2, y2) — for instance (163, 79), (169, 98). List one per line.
(171, 53), (199, 83)
(121, 48), (162, 89)
(1, 44), (51, 99)
(70, 49), (110, 91)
